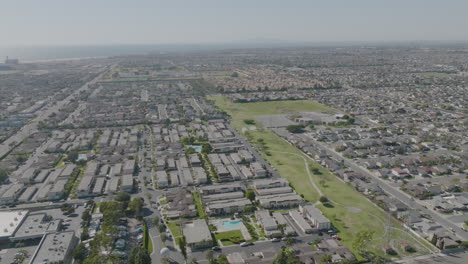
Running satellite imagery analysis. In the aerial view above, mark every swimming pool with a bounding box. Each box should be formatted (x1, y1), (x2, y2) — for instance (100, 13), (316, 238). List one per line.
(193, 145), (202, 152)
(221, 220), (241, 229)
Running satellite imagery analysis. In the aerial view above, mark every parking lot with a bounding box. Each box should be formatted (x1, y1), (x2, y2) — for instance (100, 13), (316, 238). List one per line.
(0, 244), (37, 264)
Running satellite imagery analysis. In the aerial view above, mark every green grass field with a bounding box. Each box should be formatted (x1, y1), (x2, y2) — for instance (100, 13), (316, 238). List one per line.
(55, 156), (65, 168)
(208, 96), (334, 129)
(210, 96), (434, 259)
(166, 221), (182, 239)
(416, 72), (451, 78)
(143, 221), (154, 254)
(214, 230), (245, 246)
(192, 191), (207, 219)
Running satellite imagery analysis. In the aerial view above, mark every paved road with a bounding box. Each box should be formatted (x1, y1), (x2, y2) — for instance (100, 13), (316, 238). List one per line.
(189, 234), (324, 263)
(396, 250), (468, 264)
(136, 126), (185, 264)
(295, 132), (468, 241)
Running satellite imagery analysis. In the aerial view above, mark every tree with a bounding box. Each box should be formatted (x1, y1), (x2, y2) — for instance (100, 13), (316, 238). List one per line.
(181, 136), (195, 146)
(67, 150), (79, 163)
(286, 253), (302, 264)
(128, 197), (144, 216)
(186, 147), (196, 154)
(319, 196), (329, 203)
(245, 189), (256, 201)
(81, 209), (91, 224)
(320, 254), (332, 264)
(206, 250), (214, 263)
(286, 125), (305, 133)
(431, 233), (438, 245)
(243, 119), (256, 125)
(16, 156), (28, 163)
(73, 243), (87, 263)
(179, 236), (187, 259)
(201, 143), (212, 154)
(0, 170), (8, 183)
(370, 256), (388, 264)
(129, 246), (151, 264)
(352, 230), (374, 253)
(312, 168), (322, 175)
(216, 254), (229, 264)
(273, 249), (288, 264)
(231, 72), (239, 77)
(277, 224), (286, 235)
(81, 227), (90, 241)
(273, 248), (301, 264)
(152, 216), (160, 227)
(115, 192), (131, 202)
(61, 204), (75, 215)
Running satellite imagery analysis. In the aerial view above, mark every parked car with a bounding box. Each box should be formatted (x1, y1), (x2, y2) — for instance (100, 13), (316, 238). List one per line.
(271, 238), (280, 242)
(212, 246), (221, 251)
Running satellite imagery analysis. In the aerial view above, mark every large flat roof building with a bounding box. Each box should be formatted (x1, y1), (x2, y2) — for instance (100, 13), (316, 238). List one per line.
(29, 231), (77, 264)
(11, 212), (60, 241)
(182, 219), (213, 249)
(0, 211), (28, 240)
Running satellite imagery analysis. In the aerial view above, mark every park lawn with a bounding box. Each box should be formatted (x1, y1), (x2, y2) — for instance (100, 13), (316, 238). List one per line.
(143, 221), (154, 254)
(69, 166), (85, 199)
(211, 96), (432, 259)
(214, 230), (245, 246)
(192, 191), (207, 219)
(147, 236), (153, 254)
(247, 128), (321, 203)
(208, 96), (334, 129)
(166, 221), (182, 239)
(55, 156), (65, 168)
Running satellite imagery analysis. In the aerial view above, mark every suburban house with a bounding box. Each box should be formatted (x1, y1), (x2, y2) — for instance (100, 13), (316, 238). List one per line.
(299, 204), (331, 230)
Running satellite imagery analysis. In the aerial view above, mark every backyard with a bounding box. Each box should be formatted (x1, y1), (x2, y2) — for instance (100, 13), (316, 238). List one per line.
(214, 230), (245, 246)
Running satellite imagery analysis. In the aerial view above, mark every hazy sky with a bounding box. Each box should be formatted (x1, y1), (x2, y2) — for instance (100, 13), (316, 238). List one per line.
(1, 0), (468, 46)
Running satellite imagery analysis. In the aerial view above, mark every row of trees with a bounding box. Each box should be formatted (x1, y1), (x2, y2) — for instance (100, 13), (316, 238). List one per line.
(74, 194), (146, 263)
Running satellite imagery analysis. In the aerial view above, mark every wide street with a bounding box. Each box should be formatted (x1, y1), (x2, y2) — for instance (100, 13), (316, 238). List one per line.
(189, 234), (326, 263)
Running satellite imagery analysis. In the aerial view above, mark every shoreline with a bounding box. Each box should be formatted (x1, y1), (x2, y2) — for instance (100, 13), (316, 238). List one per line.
(21, 55), (110, 64)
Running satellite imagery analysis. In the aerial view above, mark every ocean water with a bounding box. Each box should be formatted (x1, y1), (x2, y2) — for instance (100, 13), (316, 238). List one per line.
(0, 44), (199, 62)
(0, 41), (320, 62)
(0, 43), (267, 62)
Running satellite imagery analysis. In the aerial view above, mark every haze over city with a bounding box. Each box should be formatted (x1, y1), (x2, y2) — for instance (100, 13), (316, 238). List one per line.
(0, 1), (468, 264)
(1, 0), (468, 46)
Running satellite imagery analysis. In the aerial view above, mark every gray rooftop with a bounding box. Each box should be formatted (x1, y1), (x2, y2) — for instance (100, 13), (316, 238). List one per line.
(29, 231), (76, 264)
(182, 219), (212, 244)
